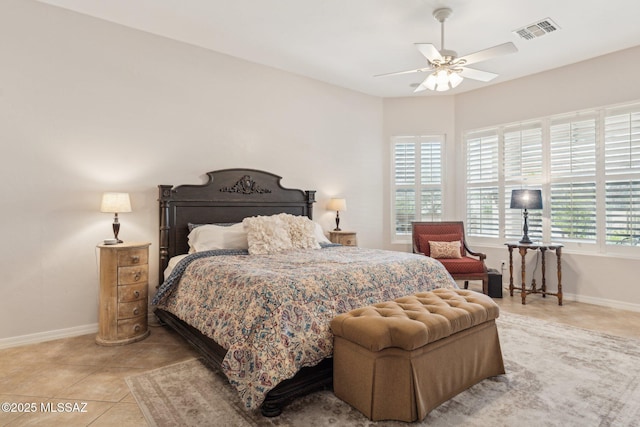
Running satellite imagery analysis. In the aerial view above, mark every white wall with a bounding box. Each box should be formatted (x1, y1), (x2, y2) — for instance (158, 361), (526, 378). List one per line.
(0, 0), (383, 344)
(384, 46), (640, 311)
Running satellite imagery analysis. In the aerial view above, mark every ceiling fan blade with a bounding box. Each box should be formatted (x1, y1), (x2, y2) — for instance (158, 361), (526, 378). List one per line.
(459, 67), (499, 82)
(374, 67), (431, 78)
(457, 42), (518, 66)
(415, 43), (442, 63)
(413, 78), (429, 93)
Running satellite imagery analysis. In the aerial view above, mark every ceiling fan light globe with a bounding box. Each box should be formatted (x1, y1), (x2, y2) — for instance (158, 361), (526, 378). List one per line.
(449, 72), (463, 88)
(436, 70), (449, 86)
(425, 73), (438, 90)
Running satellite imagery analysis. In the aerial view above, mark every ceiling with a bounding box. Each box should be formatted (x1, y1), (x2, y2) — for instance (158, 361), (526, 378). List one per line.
(37, 0), (640, 97)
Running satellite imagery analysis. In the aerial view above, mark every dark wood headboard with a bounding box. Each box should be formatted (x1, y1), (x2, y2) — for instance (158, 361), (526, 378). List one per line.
(158, 168), (316, 283)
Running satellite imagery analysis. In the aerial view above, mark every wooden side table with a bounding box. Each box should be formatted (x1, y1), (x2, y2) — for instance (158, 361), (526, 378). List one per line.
(329, 230), (357, 246)
(96, 242), (151, 345)
(505, 242), (563, 305)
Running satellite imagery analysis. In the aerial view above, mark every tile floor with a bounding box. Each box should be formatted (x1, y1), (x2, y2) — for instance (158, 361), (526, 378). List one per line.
(2, 291), (640, 426)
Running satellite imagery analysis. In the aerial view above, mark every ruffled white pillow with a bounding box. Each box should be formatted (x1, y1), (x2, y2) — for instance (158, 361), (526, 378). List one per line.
(243, 215), (294, 255)
(279, 213), (321, 250)
(242, 213), (321, 254)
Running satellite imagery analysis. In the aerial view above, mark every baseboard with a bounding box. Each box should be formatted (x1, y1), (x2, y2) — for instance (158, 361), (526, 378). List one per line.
(457, 280), (640, 313)
(564, 293), (640, 313)
(0, 323), (99, 350)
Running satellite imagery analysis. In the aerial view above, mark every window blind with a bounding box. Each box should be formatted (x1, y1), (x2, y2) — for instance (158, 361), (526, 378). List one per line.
(604, 109), (640, 245)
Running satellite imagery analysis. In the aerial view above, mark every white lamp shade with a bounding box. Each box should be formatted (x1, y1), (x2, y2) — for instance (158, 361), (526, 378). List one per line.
(327, 198), (347, 212)
(100, 192), (132, 213)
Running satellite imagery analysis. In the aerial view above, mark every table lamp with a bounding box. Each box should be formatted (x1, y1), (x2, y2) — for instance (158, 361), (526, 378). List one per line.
(327, 198), (347, 231)
(510, 189), (542, 244)
(101, 192), (132, 244)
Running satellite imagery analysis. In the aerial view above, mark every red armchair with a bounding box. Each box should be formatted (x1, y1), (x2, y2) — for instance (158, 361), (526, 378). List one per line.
(411, 221), (488, 294)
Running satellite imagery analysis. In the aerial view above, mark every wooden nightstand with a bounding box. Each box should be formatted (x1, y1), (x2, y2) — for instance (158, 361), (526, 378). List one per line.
(96, 242), (151, 346)
(329, 230), (357, 246)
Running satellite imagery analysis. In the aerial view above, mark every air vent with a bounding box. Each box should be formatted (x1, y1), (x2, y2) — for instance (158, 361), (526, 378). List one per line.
(513, 18), (560, 40)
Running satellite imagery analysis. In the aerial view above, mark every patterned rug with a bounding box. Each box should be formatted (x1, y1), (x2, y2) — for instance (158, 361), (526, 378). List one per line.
(126, 312), (640, 426)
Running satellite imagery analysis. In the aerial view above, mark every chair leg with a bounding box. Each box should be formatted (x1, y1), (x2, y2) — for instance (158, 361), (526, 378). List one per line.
(464, 281), (469, 289)
(482, 278), (488, 295)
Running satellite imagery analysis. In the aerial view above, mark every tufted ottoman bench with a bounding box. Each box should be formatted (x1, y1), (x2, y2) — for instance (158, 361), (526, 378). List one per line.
(330, 288), (505, 422)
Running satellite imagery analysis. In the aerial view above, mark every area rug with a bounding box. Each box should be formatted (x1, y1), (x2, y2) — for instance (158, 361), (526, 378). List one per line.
(126, 312), (640, 426)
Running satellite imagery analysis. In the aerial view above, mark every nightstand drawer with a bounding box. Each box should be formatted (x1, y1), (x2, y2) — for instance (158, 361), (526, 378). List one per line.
(118, 282), (147, 303)
(117, 316), (148, 339)
(118, 249), (148, 267)
(118, 266), (148, 285)
(118, 300), (147, 320)
(329, 231), (357, 246)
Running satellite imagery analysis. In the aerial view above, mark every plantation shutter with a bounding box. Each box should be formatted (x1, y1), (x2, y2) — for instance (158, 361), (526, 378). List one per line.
(549, 117), (597, 241)
(466, 131), (499, 237)
(392, 136), (443, 239)
(604, 110), (640, 245)
(503, 124), (543, 240)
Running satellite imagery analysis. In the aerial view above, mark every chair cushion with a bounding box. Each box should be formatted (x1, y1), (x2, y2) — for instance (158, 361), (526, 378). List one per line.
(418, 233), (463, 256)
(437, 256), (486, 274)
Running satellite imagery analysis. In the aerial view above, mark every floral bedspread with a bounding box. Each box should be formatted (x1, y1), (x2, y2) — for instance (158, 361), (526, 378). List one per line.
(153, 246), (457, 410)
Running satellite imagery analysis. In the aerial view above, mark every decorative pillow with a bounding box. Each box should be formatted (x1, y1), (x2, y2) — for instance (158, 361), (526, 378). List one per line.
(187, 223), (248, 253)
(429, 241), (463, 259)
(278, 214), (321, 249)
(418, 233), (463, 256)
(242, 215), (294, 255)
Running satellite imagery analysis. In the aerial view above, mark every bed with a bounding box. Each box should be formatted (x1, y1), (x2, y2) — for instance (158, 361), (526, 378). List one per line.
(153, 168), (457, 416)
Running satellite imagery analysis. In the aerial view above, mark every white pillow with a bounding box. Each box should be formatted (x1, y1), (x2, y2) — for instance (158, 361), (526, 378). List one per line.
(243, 215), (294, 255)
(187, 223), (249, 253)
(314, 222), (331, 244)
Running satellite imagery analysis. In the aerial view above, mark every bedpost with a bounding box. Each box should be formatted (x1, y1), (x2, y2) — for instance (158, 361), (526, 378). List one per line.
(306, 190), (316, 220)
(158, 185), (173, 286)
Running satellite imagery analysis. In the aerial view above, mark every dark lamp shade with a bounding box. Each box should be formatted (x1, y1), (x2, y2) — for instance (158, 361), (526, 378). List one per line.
(510, 189), (543, 210)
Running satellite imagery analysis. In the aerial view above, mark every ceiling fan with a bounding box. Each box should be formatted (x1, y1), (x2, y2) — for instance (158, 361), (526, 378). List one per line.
(376, 8), (518, 92)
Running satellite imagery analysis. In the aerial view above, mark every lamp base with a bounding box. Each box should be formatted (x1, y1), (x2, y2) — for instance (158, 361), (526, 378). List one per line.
(519, 235), (533, 244)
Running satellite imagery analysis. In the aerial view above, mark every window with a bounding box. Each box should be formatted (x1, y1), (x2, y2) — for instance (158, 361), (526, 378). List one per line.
(549, 116), (597, 242)
(464, 102), (640, 251)
(504, 123), (543, 241)
(392, 136), (443, 240)
(604, 108), (640, 246)
(466, 131), (499, 237)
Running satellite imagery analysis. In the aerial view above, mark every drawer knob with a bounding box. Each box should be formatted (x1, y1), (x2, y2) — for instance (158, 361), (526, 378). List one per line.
(133, 324), (141, 332)
(131, 256), (140, 264)
(133, 290), (140, 298)
(134, 272), (141, 281)
(133, 307), (140, 315)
